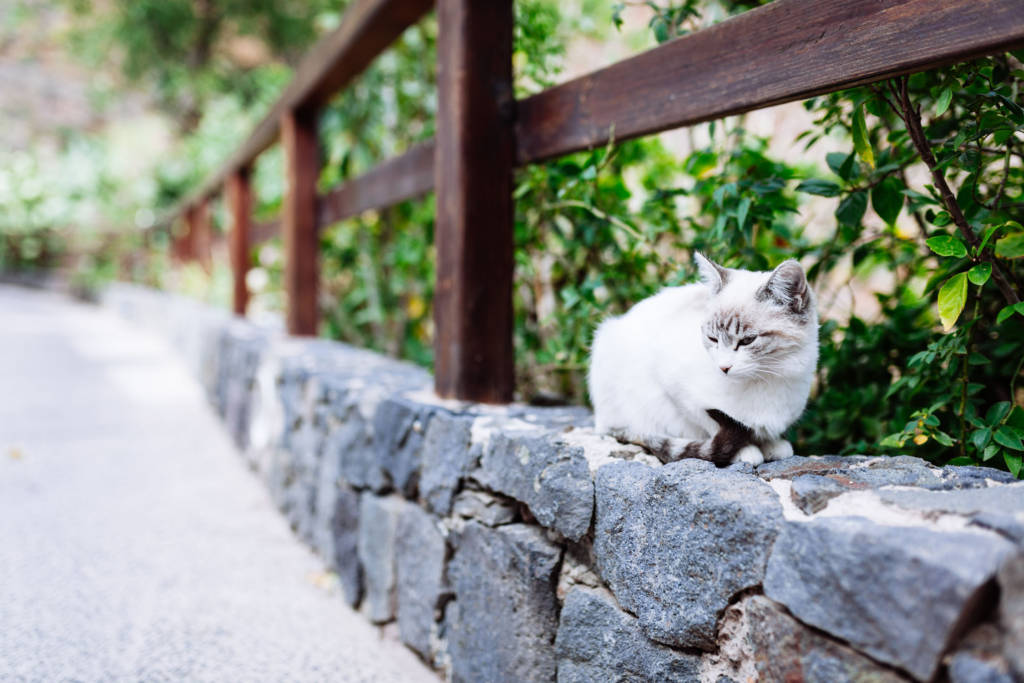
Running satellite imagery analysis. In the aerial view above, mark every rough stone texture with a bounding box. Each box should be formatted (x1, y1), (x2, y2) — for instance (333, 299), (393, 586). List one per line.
(764, 516), (1014, 681)
(214, 324), (270, 450)
(947, 624), (1014, 683)
(756, 454), (873, 480)
(396, 504), (448, 661)
(448, 522), (561, 683)
(759, 454), (1017, 494)
(877, 483), (1024, 518)
(451, 489), (517, 527)
(789, 473), (851, 513)
(324, 397), (387, 492)
(998, 550), (1024, 679)
(374, 397), (434, 498)
(357, 495), (407, 624)
(594, 459), (784, 649)
(476, 431), (593, 541)
(736, 595), (908, 683)
(555, 587), (700, 682)
(312, 457), (362, 607)
(420, 412), (475, 515)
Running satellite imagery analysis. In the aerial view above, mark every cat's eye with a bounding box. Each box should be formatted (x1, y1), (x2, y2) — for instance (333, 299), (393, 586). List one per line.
(707, 336), (718, 343)
(738, 335), (757, 347)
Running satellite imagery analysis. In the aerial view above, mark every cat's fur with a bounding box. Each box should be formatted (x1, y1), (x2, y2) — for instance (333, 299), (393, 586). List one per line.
(588, 253), (818, 466)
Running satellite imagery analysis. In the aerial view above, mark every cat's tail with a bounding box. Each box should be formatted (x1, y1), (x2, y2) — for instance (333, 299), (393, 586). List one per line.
(609, 409), (754, 466)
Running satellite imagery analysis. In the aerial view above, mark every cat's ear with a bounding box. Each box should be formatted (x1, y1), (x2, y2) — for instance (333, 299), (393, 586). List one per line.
(695, 252), (728, 295)
(759, 260), (811, 314)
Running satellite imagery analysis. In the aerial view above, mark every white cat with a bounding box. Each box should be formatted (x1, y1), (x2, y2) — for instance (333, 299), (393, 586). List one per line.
(588, 253), (818, 466)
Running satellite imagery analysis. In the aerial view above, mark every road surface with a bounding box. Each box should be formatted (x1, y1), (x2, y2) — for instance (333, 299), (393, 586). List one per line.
(0, 285), (437, 682)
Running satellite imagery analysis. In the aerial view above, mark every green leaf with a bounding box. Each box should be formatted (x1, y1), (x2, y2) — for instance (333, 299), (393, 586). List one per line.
(852, 105), (875, 169)
(879, 434), (905, 448)
(994, 425), (1024, 451)
(871, 177), (903, 225)
(983, 444), (1000, 461)
(986, 401), (1012, 424)
(836, 191), (868, 226)
(826, 152), (854, 180)
(932, 430), (954, 447)
(946, 456), (978, 466)
(796, 179), (841, 197)
(978, 222), (1007, 253)
(995, 232), (1024, 259)
(996, 302), (1024, 325)
(736, 196), (751, 229)
(967, 262), (991, 285)
(970, 428), (992, 451)
(934, 87), (953, 116)
(1005, 451), (1023, 478)
(937, 272), (968, 332)
(926, 235), (968, 258)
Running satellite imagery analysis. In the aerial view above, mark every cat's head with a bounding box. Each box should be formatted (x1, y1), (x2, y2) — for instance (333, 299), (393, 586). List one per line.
(695, 253), (817, 380)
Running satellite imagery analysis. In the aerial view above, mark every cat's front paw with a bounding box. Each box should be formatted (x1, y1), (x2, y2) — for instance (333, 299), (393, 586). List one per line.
(762, 438), (794, 462)
(732, 444), (764, 466)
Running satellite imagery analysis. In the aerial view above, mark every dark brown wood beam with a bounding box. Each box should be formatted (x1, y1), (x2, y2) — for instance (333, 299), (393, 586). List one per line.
(516, 0), (1024, 163)
(433, 0), (515, 403)
(281, 108), (320, 336)
(317, 140), (435, 228)
(227, 168), (252, 316)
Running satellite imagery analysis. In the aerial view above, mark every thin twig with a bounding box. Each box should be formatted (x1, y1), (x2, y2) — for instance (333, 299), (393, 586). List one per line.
(891, 76), (1020, 305)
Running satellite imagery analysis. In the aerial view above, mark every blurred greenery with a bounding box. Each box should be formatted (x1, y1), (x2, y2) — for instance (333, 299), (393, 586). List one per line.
(2, 0), (1022, 475)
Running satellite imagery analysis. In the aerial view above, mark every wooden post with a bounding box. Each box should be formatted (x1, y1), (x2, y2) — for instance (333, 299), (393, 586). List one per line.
(191, 197), (213, 272)
(227, 168), (252, 316)
(281, 107), (320, 336)
(178, 207), (198, 262)
(434, 0), (515, 403)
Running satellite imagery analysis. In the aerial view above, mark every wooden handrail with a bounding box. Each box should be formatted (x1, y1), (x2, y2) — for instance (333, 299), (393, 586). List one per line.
(318, 141), (435, 228)
(170, 0), (433, 217)
(516, 0), (1024, 163)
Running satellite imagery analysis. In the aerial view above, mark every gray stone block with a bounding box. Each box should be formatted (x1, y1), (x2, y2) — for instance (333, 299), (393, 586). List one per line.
(594, 460), (783, 649)
(420, 412), (475, 515)
(312, 453), (362, 607)
(756, 455), (871, 480)
(737, 595), (906, 683)
(877, 483), (1024, 518)
(789, 473), (851, 513)
(476, 431), (593, 541)
(396, 504), (448, 661)
(998, 550), (1024, 679)
(555, 587), (700, 682)
(357, 495), (407, 623)
(448, 522), (561, 683)
(451, 490), (517, 527)
(764, 516), (1014, 681)
(329, 409), (387, 492)
(947, 624), (1014, 683)
(374, 397), (434, 497)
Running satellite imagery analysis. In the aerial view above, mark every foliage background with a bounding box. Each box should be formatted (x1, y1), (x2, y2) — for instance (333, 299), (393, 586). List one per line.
(2, 0), (1022, 475)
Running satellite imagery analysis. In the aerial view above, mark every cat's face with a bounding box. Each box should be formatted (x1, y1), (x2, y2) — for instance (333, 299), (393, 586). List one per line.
(696, 254), (816, 381)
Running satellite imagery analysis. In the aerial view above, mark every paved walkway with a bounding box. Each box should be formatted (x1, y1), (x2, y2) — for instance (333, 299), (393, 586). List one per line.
(0, 286), (436, 682)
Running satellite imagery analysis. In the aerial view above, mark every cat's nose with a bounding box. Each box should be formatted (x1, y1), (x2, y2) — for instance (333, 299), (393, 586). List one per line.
(720, 365), (731, 375)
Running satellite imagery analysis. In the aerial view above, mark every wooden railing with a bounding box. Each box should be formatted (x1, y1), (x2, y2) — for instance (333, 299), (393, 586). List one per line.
(162, 0), (1024, 403)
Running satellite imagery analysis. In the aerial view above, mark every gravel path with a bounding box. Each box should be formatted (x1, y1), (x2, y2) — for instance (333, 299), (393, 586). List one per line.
(0, 285), (437, 683)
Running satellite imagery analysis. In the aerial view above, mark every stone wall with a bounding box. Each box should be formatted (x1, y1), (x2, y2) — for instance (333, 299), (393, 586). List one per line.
(103, 284), (1024, 683)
